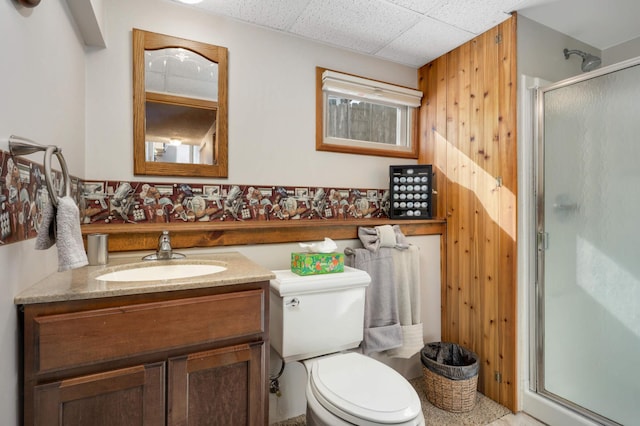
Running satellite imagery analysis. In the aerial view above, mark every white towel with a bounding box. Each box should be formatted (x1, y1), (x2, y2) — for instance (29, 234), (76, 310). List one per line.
(36, 196), (88, 272)
(385, 245), (424, 358)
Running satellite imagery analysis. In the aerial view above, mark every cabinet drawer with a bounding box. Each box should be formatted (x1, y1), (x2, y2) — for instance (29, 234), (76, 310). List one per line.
(33, 290), (264, 374)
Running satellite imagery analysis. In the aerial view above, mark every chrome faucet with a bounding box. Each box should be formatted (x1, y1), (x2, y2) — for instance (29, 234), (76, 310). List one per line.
(157, 230), (173, 260)
(142, 231), (185, 261)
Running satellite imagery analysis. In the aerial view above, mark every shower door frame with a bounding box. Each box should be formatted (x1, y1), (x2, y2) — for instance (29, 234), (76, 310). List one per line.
(533, 56), (640, 426)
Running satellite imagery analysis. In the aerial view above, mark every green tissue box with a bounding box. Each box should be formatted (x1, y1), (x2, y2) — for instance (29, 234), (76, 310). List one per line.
(291, 252), (344, 276)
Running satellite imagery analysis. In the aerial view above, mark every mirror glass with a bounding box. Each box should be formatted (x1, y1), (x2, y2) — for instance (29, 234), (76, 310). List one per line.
(133, 29), (228, 177)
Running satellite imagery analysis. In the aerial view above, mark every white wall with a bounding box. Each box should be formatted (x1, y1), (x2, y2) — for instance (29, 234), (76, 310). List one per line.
(0, 0), (87, 424)
(603, 35), (640, 66)
(517, 16), (601, 84)
(85, 0), (419, 188)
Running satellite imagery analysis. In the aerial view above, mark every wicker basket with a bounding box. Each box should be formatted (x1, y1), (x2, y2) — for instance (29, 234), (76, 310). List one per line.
(422, 366), (478, 413)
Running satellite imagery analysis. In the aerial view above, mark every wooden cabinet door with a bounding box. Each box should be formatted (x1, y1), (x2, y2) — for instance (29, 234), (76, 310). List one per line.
(33, 362), (165, 426)
(168, 342), (266, 426)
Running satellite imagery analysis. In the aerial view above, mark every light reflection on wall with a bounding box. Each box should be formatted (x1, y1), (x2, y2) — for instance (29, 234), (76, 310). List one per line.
(434, 131), (516, 240)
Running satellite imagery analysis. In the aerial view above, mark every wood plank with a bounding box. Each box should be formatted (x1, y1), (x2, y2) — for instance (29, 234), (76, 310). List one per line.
(434, 57), (450, 339)
(445, 46), (461, 345)
(435, 56), (449, 220)
(417, 14), (518, 411)
(497, 15), (518, 412)
(456, 40), (473, 353)
(417, 64), (433, 173)
(418, 57), (448, 220)
(81, 219), (446, 252)
(478, 23), (501, 402)
(469, 33), (485, 369)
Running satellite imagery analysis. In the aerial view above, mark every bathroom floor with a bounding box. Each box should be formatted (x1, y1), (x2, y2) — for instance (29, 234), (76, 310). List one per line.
(489, 412), (546, 425)
(271, 377), (547, 426)
(273, 412), (545, 426)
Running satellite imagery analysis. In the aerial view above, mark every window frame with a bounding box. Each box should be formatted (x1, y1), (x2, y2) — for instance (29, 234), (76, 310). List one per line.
(315, 67), (421, 158)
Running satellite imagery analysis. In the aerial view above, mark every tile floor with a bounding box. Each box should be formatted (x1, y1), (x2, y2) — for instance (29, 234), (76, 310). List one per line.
(273, 411), (547, 425)
(488, 412), (547, 425)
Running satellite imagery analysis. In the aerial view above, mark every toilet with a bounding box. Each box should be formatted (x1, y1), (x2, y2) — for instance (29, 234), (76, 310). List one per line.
(270, 266), (425, 426)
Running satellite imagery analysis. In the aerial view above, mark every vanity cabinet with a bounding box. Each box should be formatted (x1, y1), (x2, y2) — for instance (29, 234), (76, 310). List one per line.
(19, 282), (268, 426)
(33, 362), (165, 425)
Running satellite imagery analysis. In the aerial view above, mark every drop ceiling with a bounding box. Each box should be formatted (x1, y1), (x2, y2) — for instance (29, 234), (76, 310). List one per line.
(173, 0), (640, 68)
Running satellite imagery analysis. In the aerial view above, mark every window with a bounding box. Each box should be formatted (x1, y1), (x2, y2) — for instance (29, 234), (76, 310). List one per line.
(316, 68), (422, 158)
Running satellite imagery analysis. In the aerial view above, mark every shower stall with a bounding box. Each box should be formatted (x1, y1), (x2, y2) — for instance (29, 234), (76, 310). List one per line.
(530, 57), (640, 425)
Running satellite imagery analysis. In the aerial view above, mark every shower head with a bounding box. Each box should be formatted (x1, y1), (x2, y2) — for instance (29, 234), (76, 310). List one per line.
(563, 48), (602, 72)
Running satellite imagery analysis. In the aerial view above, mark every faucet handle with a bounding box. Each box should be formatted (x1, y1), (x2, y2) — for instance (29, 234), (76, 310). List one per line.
(158, 231), (172, 251)
(142, 230), (185, 261)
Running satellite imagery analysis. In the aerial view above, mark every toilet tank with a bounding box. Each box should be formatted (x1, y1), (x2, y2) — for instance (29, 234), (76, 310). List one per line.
(270, 266), (371, 362)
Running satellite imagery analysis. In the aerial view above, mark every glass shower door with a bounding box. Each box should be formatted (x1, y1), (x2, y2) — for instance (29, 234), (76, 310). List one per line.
(537, 61), (640, 426)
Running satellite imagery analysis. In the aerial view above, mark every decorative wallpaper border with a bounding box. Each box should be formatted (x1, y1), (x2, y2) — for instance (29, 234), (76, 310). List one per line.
(82, 181), (390, 225)
(0, 148), (391, 246)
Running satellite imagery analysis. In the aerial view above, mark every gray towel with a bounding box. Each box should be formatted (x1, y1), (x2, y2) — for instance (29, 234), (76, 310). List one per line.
(386, 245), (424, 358)
(358, 225), (409, 252)
(36, 196), (88, 272)
(345, 247), (403, 355)
(35, 198), (56, 250)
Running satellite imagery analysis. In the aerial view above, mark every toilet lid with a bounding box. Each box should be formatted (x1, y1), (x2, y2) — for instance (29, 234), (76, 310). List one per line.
(310, 353), (421, 424)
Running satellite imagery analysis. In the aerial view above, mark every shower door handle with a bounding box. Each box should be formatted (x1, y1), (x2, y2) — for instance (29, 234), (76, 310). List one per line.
(553, 203), (578, 211)
(553, 194), (577, 212)
(537, 232), (549, 250)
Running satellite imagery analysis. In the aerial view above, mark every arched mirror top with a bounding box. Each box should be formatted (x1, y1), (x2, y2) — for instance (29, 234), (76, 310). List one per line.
(133, 28), (228, 178)
(145, 47), (219, 100)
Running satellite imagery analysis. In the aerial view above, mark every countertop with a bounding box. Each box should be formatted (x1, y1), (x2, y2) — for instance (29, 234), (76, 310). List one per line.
(14, 252), (276, 305)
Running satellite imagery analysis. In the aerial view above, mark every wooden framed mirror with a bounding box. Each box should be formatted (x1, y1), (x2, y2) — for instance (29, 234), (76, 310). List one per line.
(133, 28), (228, 177)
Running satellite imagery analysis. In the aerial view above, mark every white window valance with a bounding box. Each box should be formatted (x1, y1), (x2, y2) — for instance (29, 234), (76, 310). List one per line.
(322, 70), (423, 108)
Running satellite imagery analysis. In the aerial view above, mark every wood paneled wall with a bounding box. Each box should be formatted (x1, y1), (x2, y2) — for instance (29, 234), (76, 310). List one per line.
(418, 16), (518, 411)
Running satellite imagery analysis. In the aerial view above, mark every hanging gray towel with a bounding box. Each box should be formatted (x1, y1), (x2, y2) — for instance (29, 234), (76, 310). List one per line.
(35, 198), (56, 250)
(345, 247), (403, 355)
(358, 224), (409, 252)
(36, 196), (88, 272)
(385, 245), (424, 358)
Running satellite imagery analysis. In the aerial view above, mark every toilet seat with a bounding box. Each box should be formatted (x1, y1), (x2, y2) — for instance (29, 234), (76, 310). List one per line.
(308, 353), (422, 425)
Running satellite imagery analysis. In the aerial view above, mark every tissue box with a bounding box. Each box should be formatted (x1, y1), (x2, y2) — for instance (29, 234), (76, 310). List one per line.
(291, 252), (344, 276)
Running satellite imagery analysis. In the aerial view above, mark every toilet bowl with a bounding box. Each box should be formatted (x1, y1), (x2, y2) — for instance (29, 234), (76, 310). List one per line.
(269, 267), (425, 426)
(304, 353), (425, 426)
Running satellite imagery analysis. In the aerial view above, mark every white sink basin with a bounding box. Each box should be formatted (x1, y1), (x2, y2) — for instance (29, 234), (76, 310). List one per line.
(95, 263), (227, 282)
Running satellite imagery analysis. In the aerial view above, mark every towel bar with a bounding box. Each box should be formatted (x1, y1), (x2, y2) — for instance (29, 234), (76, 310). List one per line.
(8, 135), (71, 208)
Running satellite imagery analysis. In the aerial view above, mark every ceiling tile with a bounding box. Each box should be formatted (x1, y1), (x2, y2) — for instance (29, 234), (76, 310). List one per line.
(375, 16), (475, 67)
(186, 0), (640, 69)
(425, 0), (517, 34)
(196, 0), (312, 30)
(289, 0), (421, 54)
(384, 0), (441, 15)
